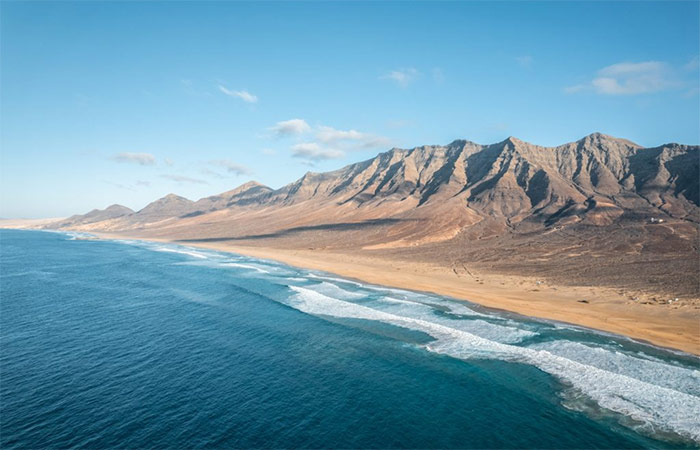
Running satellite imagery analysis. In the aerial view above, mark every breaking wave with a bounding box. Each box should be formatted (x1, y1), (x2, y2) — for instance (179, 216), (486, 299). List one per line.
(221, 262), (270, 274)
(286, 285), (700, 442)
(151, 246), (211, 259)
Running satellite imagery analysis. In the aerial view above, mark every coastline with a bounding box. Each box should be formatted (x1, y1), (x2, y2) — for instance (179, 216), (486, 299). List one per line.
(84, 230), (700, 356)
(5, 228), (700, 449)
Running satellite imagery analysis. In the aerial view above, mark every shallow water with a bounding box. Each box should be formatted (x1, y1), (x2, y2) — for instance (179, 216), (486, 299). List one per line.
(1, 229), (698, 448)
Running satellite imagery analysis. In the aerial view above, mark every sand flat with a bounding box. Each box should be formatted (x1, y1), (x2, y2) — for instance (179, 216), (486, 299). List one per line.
(0, 218), (65, 229)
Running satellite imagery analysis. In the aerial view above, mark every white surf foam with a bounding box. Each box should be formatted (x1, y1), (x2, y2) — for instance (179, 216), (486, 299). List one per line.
(378, 295), (490, 318)
(311, 282), (368, 300)
(112, 239), (145, 246)
(308, 272), (492, 319)
(61, 231), (96, 240)
(371, 296), (536, 344)
(529, 340), (700, 397)
(287, 285), (700, 442)
(152, 246), (209, 259)
(221, 262), (270, 274)
(306, 273), (367, 287)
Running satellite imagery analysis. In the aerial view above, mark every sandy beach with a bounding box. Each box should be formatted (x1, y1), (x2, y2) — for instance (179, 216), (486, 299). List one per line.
(0, 218), (65, 228)
(87, 231), (699, 355)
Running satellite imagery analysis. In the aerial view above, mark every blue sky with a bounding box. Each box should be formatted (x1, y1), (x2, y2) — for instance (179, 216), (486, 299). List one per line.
(1, 1), (698, 218)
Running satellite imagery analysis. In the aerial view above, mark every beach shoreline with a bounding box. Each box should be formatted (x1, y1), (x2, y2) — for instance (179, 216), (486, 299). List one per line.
(77, 230), (700, 356)
(5, 227), (699, 448)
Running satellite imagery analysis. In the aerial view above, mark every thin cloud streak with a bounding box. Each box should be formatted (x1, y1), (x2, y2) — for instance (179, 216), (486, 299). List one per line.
(291, 142), (345, 161)
(380, 68), (419, 88)
(161, 174), (208, 185)
(565, 61), (680, 95)
(218, 85), (258, 103)
(209, 160), (251, 176)
(316, 126), (392, 149)
(111, 152), (156, 166)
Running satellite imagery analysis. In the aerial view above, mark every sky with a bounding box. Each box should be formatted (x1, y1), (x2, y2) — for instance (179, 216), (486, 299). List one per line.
(1, 1), (698, 218)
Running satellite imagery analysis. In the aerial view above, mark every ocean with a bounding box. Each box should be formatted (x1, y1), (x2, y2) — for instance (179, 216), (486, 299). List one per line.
(1, 229), (698, 449)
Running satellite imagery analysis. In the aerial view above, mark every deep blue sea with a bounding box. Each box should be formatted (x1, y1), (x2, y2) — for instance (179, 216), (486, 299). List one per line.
(1, 229), (698, 449)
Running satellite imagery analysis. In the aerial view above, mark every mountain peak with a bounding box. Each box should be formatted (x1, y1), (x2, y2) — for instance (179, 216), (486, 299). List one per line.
(505, 136), (524, 145)
(447, 139), (482, 148)
(161, 193), (190, 201)
(238, 180), (265, 189)
(223, 180), (270, 196)
(135, 193), (194, 221)
(577, 132), (641, 148)
(104, 204), (134, 213)
(580, 132), (613, 142)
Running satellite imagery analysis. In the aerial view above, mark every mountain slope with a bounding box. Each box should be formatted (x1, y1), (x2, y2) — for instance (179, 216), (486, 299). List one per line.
(185, 181), (274, 217)
(254, 133), (698, 226)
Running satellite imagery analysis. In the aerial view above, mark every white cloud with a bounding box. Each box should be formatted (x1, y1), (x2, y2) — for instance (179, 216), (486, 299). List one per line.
(266, 120), (390, 149)
(163, 158), (174, 167)
(380, 68), (419, 87)
(266, 120), (391, 158)
(566, 61), (678, 95)
(291, 143), (345, 161)
(218, 85), (258, 103)
(316, 126), (391, 149)
(269, 119), (311, 137)
(209, 160), (251, 176)
(316, 126), (365, 143)
(161, 174), (208, 184)
(261, 148), (276, 155)
(515, 55), (533, 68)
(111, 152), (156, 166)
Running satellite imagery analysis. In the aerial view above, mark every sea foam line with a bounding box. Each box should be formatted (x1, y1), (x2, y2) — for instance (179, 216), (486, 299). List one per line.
(151, 246), (209, 259)
(287, 285), (700, 442)
(221, 262), (270, 274)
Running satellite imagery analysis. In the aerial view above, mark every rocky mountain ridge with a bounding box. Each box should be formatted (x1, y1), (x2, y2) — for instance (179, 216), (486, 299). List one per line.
(52, 133), (699, 234)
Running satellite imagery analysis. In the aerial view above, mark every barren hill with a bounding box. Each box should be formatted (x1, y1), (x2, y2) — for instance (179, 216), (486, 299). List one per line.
(51, 204), (133, 228)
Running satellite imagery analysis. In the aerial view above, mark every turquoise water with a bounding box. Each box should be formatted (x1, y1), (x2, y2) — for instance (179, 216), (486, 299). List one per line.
(1, 229), (698, 449)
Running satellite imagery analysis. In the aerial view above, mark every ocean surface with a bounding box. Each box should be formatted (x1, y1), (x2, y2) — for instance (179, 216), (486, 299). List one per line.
(1, 229), (698, 449)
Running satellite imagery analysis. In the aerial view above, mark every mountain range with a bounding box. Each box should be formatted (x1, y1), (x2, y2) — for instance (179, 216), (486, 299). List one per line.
(51, 132), (698, 236)
(47, 133), (699, 301)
